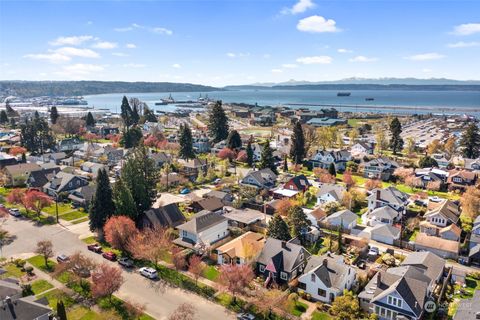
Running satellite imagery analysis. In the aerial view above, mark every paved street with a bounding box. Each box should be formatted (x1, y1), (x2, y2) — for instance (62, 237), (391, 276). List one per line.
(2, 217), (234, 320)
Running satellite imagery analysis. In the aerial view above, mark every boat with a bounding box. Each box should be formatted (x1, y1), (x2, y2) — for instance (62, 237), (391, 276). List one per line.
(337, 92), (351, 97)
(365, 97), (375, 101)
(160, 93), (175, 104)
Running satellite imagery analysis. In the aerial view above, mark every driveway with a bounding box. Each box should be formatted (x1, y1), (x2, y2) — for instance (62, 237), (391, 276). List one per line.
(2, 217), (235, 320)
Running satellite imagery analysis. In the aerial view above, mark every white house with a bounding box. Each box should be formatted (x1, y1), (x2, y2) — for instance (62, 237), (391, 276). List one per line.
(367, 187), (409, 215)
(362, 206), (400, 226)
(298, 254), (356, 303)
(424, 200), (460, 228)
(323, 209), (358, 230)
(370, 224), (401, 245)
(316, 183), (346, 206)
(310, 150), (351, 171)
(350, 142), (374, 156)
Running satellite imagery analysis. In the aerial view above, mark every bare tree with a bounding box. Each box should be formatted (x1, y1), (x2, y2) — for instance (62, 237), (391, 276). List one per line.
(35, 240), (53, 268)
(168, 303), (196, 320)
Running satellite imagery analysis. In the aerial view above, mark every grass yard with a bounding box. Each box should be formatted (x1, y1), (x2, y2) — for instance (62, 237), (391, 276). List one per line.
(0, 263), (26, 278)
(27, 255), (57, 273)
(202, 265), (220, 282)
(311, 311), (331, 320)
(67, 306), (102, 320)
(31, 279), (54, 295)
(81, 236), (97, 244)
(71, 216), (89, 224)
(81, 236), (121, 256)
(453, 276), (480, 299)
(36, 288), (75, 310)
(43, 203), (73, 215)
(285, 300), (308, 317)
(97, 295), (155, 320)
(60, 210), (87, 221)
(408, 230), (419, 241)
(0, 187), (10, 196)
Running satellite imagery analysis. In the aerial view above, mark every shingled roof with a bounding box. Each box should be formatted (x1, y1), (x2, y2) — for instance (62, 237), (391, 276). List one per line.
(176, 210), (226, 234)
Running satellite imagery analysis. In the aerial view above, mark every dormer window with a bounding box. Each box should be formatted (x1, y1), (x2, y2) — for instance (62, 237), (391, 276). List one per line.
(387, 295), (402, 308)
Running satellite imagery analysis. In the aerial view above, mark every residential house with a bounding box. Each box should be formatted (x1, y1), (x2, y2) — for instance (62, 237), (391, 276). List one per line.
(142, 203), (186, 229)
(414, 168), (448, 189)
(464, 158), (480, 171)
(310, 150), (351, 171)
(223, 206), (266, 230)
(447, 169), (477, 191)
(424, 200), (460, 228)
(67, 185), (95, 208)
(323, 209), (358, 230)
(57, 137), (83, 152)
(297, 254), (356, 303)
(0, 153), (17, 169)
(316, 183), (346, 206)
(190, 197), (224, 213)
(179, 158), (208, 180)
(419, 221), (461, 241)
(414, 232), (459, 259)
(363, 157), (399, 181)
(241, 168), (277, 190)
(363, 206), (401, 227)
(216, 231), (265, 265)
(150, 152), (170, 168)
(306, 118), (347, 127)
(351, 141), (374, 156)
(3, 163), (41, 186)
(80, 161), (106, 177)
(99, 126), (119, 137)
(367, 187), (409, 215)
(26, 166), (61, 189)
(432, 153), (450, 168)
(43, 172), (89, 196)
(370, 224), (401, 245)
(256, 238), (311, 284)
(469, 216), (480, 265)
(192, 135), (210, 153)
(174, 210), (229, 249)
(203, 190), (234, 205)
(283, 174), (311, 192)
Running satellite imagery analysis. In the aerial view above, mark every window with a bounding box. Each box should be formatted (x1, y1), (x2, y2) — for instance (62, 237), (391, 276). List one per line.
(280, 272), (288, 280)
(387, 296), (402, 308)
(298, 282), (306, 290)
(259, 265), (265, 272)
(311, 274), (316, 282)
(317, 288), (326, 297)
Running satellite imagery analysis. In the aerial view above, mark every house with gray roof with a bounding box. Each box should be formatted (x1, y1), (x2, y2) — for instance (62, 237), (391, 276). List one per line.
(363, 224), (401, 245)
(310, 150), (351, 171)
(297, 254), (356, 303)
(26, 166), (61, 189)
(424, 200), (460, 227)
(241, 168), (277, 190)
(142, 203), (186, 229)
(363, 157), (399, 181)
(323, 209), (358, 230)
(43, 171), (89, 196)
(256, 238), (311, 284)
(174, 210), (229, 249)
(367, 186), (409, 215)
(363, 206), (401, 227)
(316, 183), (346, 206)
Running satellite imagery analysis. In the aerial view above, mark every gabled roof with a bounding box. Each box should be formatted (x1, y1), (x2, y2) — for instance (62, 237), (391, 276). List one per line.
(286, 174), (311, 190)
(401, 251), (445, 284)
(371, 224), (401, 239)
(365, 156), (399, 169)
(216, 231), (265, 260)
(44, 171), (88, 192)
(244, 168), (277, 186)
(176, 210), (226, 234)
(303, 254), (352, 290)
(316, 183), (346, 201)
(368, 186), (409, 206)
(257, 238), (310, 273)
(414, 233), (459, 253)
(367, 206), (399, 220)
(144, 203), (186, 228)
(4, 163), (41, 176)
(193, 197), (224, 212)
(324, 209), (357, 225)
(424, 200), (460, 224)
(27, 167), (61, 188)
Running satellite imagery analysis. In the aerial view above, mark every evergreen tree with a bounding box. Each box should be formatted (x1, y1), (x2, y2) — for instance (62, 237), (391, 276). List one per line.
(289, 121), (305, 164)
(131, 104), (140, 125)
(89, 169), (115, 233)
(143, 106), (157, 122)
(113, 178), (137, 220)
(56, 300), (67, 320)
(121, 127), (142, 148)
(9, 118), (15, 129)
(246, 140), (254, 167)
(0, 110), (8, 124)
(207, 101), (229, 143)
(5, 100), (17, 117)
(266, 215), (291, 241)
(120, 96), (133, 128)
(460, 122), (480, 158)
(21, 153), (26, 163)
(226, 130), (242, 150)
(121, 146), (159, 222)
(389, 117), (404, 155)
(20, 116), (55, 155)
(86, 112), (95, 127)
(259, 140), (277, 174)
(178, 124), (195, 159)
(50, 106), (59, 124)
(337, 222), (343, 254)
(288, 205), (310, 238)
(418, 156), (438, 168)
(283, 155), (288, 172)
(328, 162), (336, 176)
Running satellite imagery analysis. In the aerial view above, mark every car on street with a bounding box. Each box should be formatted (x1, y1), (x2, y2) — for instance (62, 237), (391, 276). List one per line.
(87, 244), (103, 253)
(237, 313), (255, 320)
(102, 252), (117, 261)
(429, 196), (442, 203)
(139, 267), (158, 279)
(368, 247), (379, 257)
(56, 254), (70, 263)
(73, 264), (91, 278)
(118, 257), (134, 268)
(180, 188), (190, 195)
(9, 208), (21, 217)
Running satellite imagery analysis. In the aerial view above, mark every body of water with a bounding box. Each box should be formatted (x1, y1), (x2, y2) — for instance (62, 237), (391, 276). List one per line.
(84, 89), (480, 116)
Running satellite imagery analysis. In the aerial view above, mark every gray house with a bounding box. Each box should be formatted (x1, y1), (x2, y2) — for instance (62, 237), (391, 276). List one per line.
(241, 168), (277, 190)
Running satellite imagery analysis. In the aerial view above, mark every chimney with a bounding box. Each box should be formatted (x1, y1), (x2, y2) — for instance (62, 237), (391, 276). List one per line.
(281, 241), (287, 249)
(376, 189), (381, 200)
(475, 312), (480, 319)
(323, 258), (328, 267)
(377, 273), (381, 286)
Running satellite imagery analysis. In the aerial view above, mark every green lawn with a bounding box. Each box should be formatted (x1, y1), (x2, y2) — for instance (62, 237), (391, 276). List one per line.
(312, 311), (331, 320)
(453, 276), (480, 299)
(285, 300), (308, 317)
(67, 306), (101, 320)
(0, 187), (10, 196)
(36, 288), (75, 310)
(1, 263), (26, 279)
(202, 265), (220, 282)
(27, 255), (57, 273)
(409, 230), (419, 241)
(81, 236), (97, 244)
(43, 203), (73, 215)
(31, 279), (54, 295)
(60, 210), (87, 221)
(98, 295), (155, 320)
(71, 216), (89, 224)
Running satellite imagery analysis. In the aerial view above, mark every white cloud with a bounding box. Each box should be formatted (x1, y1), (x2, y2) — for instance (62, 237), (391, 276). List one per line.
(152, 27), (173, 35)
(404, 52), (445, 61)
(263, 54), (271, 59)
(447, 41), (480, 48)
(92, 41), (117, 49)
(297, 15), (340, 33)
(126, 43), (136, 49)
(123, 63), (146, 68)
(271, 69), (283, 73)
(60, 63), (105, 75)
(451, 23), (480, 36)
(172, 63), (181, 68)
(337, 48), (353, 53)
(226, 52), (250, 58)
(86, 21), (93, 25)
(112, 52), (129, 57)
(115, 24), (172, 35)
(114, 26), (134, 32)
(281, 0), (315, 15)
(349, 55), (378, 62)
(422, 68), (433, 73)
(282, 63), (298, 68)
(55, 47), (100, 58)
(24, 53), (71, 63)
(49, 35), (94, 46)
(296, 55), (333, 64)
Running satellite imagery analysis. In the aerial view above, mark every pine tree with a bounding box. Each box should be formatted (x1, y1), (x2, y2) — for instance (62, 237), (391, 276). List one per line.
(178, 124), (195, 159)
(246, 140), (254, 167)
(460, 122), (480, 158)
(328, 162), (336, 176)
(20, 116), (55, 155)
(132, 104), (140, 125)
(288, 205), (310, 238)
(50, 106), (59, 124)
(113, 178), (137, 220)
(418, 156), (438, 168)
(337, 222), (343, 254)
(0, 110), (8, 124)
(86, 112), (95, 127)
(259, 140), (277, 174)
(207, 101), (229, 143)
(56, 300), (67, 320)
(389, 117), (404, 155)
(266, 215), (291, 241)
(226, 130), (242, 150)
(89, 169), (115, 233)
(120, 96), (133, 128)
(289, 121), (305, 164)
(143, 106), (157, 122)
(121, 127), (142, 148)
(283, 155), (288, 172)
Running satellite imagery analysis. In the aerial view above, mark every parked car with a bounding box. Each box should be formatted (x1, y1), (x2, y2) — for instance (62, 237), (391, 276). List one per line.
(357, 259), (366, 270)
(73, 264), (91, 278)
(9, 208), (21, 217)
(56, 254), (70, 263)
(102, 252), (117, 261)
(237, 313), (255, 320)
(213, 178), (222, 184)
(429, 196), (442, 203)
(368, 247), (379, 257)
(180, 188), (190, 195)
(139, 267), (158, 279)
(414, 199), (427, 207)
(87, 244), (102, 253)
(118, 257), (134, 268)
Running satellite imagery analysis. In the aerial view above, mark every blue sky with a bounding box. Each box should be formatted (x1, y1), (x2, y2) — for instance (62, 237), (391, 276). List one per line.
(1, 0), (479, 86)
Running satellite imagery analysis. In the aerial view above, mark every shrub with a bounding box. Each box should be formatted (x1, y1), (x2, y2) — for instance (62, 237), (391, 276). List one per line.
(25, 266), (34, 275)
(14, 259), (26, 268)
